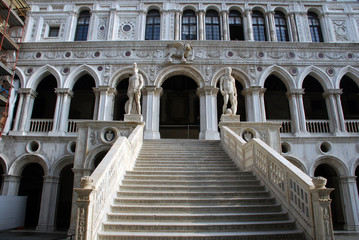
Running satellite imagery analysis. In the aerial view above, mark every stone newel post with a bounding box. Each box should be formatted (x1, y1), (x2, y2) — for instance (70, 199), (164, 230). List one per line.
(311, 177), (335, 240)
(75, 176), (93, 240)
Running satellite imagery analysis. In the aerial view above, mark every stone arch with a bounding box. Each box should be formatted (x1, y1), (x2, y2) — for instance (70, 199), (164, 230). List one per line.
(306, 8), (323, 17)
(145, 5), (161, 12)
(181, 5), (198, 12)
(259, 65), (296, 89)
(228, 6), (244, 14)
(335, 66), (359, 88)
(299, 66), (333, 90)
(26, 64), (61, 89)
(155, 66), (204, 88)
(8, 154), (50, 176)
(273, 6), (289, 15)
(14, 68), (25, 89)
(309, 156), (349, 177)
(212, 67), (250, 88)
(75, 6), (92, 14)
(204, 5), (221, 13)
(284, 156), (308, 174)
(64, 64), (100, 89)
(251, 6), (267, 14)
(51, 156), (74, 177)
(0, 153), (9, 173)
(350, 157), (359, 176)
(109, 65), (149, 88)
(83, 145), (111, 170)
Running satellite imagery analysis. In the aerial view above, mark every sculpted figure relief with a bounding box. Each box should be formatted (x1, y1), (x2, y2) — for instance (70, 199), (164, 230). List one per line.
(166, 42), (193, 63)
(220, 67), (237, 115)
(126, 63), (144, 114)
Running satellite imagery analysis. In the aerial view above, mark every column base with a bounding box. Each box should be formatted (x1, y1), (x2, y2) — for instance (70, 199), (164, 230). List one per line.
(144, 130), (161, 139)
(199, 130), (220, 140)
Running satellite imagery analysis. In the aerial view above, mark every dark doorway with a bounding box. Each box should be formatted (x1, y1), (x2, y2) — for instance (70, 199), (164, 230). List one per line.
(217, 80), (246, 121)
(56, 164), (74, 230)
(31, 75), (57, 119)
(160, 76), (199, 139)
(114, 78), (129, 120)
(314, 164), (345, 230)
(18, 163), (44, 228)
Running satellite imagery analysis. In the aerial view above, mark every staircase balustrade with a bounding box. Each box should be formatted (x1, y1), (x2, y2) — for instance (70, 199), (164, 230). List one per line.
(220, 126), (335, 240)
(29, 119), (53, 132)
(345, 120), (359, 133)
(305, 120), (330, 133)
(74, 124), (144, 240)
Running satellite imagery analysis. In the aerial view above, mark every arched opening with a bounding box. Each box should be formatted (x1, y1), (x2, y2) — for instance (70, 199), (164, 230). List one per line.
(93, 150), (109, 171)
(18, 163), (44, 228)
(264, 75), (290, 120)
(69, 75), (96, 120)
(114, 78), (129, 121)
(0, 161), (4, 194)
(145, 9), (161, 40)
(340, 75), (359, 120)
(229, 10), (244, 41)
(308, 12), (323, 43)
(31, 75), (57, 119)
(182, 10), (197, 40)
(75, 10), (90, 41)
(217, 80), (246, 121)
(314, 164), (345, 230)
(252, 10), (267, 41)
(55, 164), (74, 230)
(160, 75), (199, 139)
(355, 165), (359, 196)
(205, 10), (221, 40)
(303, 76), (329, 132)
(274, 11), (289, 41)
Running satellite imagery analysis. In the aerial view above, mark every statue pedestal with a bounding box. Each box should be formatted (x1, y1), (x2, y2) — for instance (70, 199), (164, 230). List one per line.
(124, 114), (143, 122)
(220, 114), (241, 123)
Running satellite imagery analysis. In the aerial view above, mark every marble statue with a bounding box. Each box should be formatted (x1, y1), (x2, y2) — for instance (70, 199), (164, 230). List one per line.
(126, 63), (144, 114)
(219, 67), (237, 115)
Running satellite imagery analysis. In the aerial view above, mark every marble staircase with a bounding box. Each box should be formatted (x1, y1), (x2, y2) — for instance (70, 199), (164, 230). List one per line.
(98, 139), (305, 240)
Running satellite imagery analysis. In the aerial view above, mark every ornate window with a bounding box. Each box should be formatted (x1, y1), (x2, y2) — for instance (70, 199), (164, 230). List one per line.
(145, 9), (161, 40)
(75, 10), (90, 41)
(182, 10), (197, 40)
(308, 12), (323, 42)
(252, 11), (267, 41)
(229, 10), (244, 40)
(205, 10), (221, 40)
(275, 12), (289, 41)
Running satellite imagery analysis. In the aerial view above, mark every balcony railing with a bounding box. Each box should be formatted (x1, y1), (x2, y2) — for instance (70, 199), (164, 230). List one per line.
(306, 120), (330, 133)
(345, 120), (359, 133)
(29, 119), (53, 132)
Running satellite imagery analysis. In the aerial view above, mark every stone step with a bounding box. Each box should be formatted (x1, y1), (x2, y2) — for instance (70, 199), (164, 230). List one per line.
(98, 230), (305, 240)
(117, 191), (270, 198)
(102, 220), (296, 232)
(113, 196), (276, 206)
(124, 174), (257, 181)
(119, 185), (266, 192)
(126, 170), (245, 175)
(121, 179), (261, 186)
(132, 167), (240, 171)
(106, 212), (289, 222)
(110, 203), (282, 214)
(134, 160), (235, 164)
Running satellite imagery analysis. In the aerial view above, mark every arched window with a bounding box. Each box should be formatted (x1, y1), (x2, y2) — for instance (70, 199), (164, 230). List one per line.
(275, 12), (289, 41)
(205, 10), (221, 40)
(182, 10), (197, 40)
(229, 10), (244, 40)
(145, 9), (161, 40)
(308, 12), (323, 42)
(252, 11), (267, 41)
(75, 10), (90, 41)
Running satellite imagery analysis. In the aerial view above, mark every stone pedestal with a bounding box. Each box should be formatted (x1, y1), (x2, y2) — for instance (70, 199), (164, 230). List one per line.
(220, 114), (241, 123)
(124, 114), (143, 122)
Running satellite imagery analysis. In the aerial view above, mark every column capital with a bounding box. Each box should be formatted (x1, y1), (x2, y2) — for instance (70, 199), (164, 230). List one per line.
(337, 176), (357, 184)
(93, 86), (117, 95)
(286, 88), (305, 96)
(244, 86), (265, 95)
(323, 89), (343, 97)
(3, 174), (21, 182)
(220, 10), (229, 15)
(18, 88), (37, 97)
(244, 9), (252, 15)
(55, 88), (74, 97)
(142, 86), (163, 96)
(43, 175), (60, 184)
(196, 86), (219, 96)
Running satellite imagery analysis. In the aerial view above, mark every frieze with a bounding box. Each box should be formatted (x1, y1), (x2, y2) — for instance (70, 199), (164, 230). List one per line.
(332, 20), (349, 42)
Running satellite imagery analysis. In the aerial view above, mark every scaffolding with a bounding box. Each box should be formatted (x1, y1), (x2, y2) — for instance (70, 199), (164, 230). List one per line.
(0, 0), (29, 136)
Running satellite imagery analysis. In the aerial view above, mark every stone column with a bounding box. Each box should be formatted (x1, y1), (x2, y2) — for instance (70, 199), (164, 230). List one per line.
(3, 82), (19, 133)
(11, 89), (25, 132)
(221, 10), (229, 41)
(311, 177), (335, 240)
(93, 87), (117, 121)
(337, 176), (359, 231)
(333, 90), (346, 132)
(286, 89), (304, 134)
(197, 86), (220, 140)
(295, 89), (307, 133)
(245, 9), (254, 41)
(37, 176), (60, 231)
(1, 175), (21, 196)
(198, 10), (205, 40)
(244, 86), (265, 122)
(66, 11), (78, 41)
(138, 10), (146, 40)
(174, 10), (181, 40)
(107, 8), (117, 40)
(323, 89), (343, 134)
(17, 88), (37, 133)
(50, 88), (73, 135)
(142, 87), (162, 139)
(288, 13), (298, 42)
(267, 11), (277, 41)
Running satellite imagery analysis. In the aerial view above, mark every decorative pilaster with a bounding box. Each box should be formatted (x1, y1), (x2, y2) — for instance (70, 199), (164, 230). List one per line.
(288, 12), (299, 42)
(197, 86), (220, 140)
(198, 10), (205, 40)
(107, 7), (117, 40)
(267, 11), (277, 42)
(67, 11), (78, 41)
(37, 176), (60, 231)
(244, 9), (254, 41)
(174, 10), (181, 40)
(311, 177), (335, 240)
(221, 10), (229, 41)
(142, 86), (162, 139)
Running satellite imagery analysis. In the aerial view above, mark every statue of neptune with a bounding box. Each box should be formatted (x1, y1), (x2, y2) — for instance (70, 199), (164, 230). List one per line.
(126, 63), (144, 114)
(219, 67), (237, 115)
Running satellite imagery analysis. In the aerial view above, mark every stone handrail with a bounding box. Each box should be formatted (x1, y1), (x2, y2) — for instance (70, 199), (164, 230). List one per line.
(220, 126), (334, 240)
(74, 124), (144, 240)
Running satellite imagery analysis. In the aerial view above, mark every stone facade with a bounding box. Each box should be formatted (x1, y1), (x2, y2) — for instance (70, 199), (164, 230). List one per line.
(0, 0), (358, 234)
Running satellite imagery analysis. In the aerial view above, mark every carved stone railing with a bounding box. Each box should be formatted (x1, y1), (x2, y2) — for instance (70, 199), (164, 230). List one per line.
(345, 120), (359, 133)
(306, 120), (330, 133)
(29, 119), (53, 132)
(220, 126), (335, 240)
(74, 124), (144, 240)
